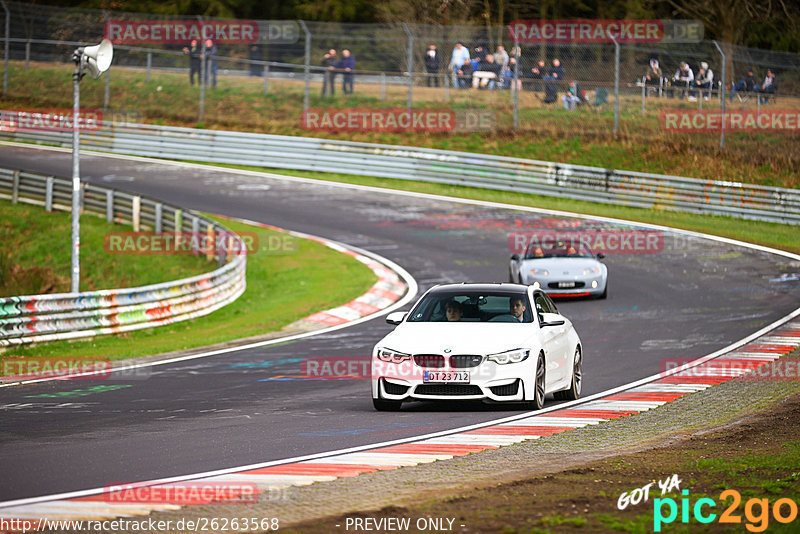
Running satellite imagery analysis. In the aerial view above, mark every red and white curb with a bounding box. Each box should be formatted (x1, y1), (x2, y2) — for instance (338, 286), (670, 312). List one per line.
(217, 217), (408, 329)
(2, 317), (797, 523)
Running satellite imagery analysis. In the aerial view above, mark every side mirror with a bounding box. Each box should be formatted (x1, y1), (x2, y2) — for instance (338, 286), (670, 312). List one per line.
(510, 254), (520, 261)
(385, 311), (407, 325)
(539, 312), (566, 327)
(597, 253), (605, 260)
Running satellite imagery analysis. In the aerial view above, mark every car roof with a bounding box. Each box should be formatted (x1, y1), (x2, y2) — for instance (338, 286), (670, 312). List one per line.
(427, 283), (528, 295)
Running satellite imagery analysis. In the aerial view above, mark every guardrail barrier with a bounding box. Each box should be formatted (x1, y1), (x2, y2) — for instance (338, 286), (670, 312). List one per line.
(0, 167), (246, 347)
(2, 122), (799, 224)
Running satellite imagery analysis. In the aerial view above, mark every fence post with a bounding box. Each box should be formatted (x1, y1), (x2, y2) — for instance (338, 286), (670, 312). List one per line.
(154, 202), (162, 232)
(103, 11), (110, 109)
(613, 37), (619, 138)
(513, 43), (519, 130)
(298, 20), (310, 114)
(444, 69), (449, 101)
(197, 15), (205, 123)
(25, 40), (30, 69)
(11, 169), (18, 203)
(105, 189), (113, 222)
(206, 223), (215, 261)
(191, 215), (200, 254)
(2, 0), (9, 95)
(45, 176), (53, 212)
(263, 62), (269, 94)
(132, 195), (140, 231)
(380, 72), (385, 101)
(712, 40), (726, 149)
(641, 82), (645, 115)
(146, 51), (151, 82)
(402, 23), (413, 111)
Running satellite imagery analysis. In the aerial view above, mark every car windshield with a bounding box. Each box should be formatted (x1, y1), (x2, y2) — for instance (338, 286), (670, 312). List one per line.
(407, 291), (533, 323)
(524, 242), (594, 259)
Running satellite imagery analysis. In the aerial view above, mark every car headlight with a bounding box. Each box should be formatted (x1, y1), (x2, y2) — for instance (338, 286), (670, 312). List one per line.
(376, 348), (411, 363)
(582, 266), (601, 275)
(487, 349), (530, 365)
(530, 269), (549, 276)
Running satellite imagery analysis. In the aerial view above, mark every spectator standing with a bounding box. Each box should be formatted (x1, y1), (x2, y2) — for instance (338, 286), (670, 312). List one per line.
(561, 80), (586, 110)
(203, 39), (218, 88)
(335, 49), (355, 95)
(755, 69), (776, 103)
(249, 45), (263, 77)
(495, 45), (509, 70)
(473, 54), (502, 89)
(671, 62), (694, 98)
(689, 61), (713, 101)
(450, 43), (470, 86)
(424, 44), (440, 87)
(543, 58), (564, 103)
(321, 49), (337, 96)
(729, 67), (757, 101)
(182, 39), (201, 85)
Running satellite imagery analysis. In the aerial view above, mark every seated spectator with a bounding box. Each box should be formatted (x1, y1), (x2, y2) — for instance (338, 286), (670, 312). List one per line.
(456, 57), (473, 89)
(689, 61), (713, 101)
(561, 80), (586, 110)
(501, 57), (519, 90)
(644, 58), (662, 86)
(754, 69), (776, 103)
(729, 67), (757, 101)
(527, 59), (547, 92)
(543, 58), (564, 103)
(473, 54), (502, 89)
(670, 62), (694, 99)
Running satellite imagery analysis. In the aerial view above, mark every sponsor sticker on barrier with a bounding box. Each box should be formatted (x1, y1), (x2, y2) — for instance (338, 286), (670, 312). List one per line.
(2, 356), (112, 381)
(0, 108), (103, 133)
(661, 110), (800, 133)
(508, 19), (703, 43)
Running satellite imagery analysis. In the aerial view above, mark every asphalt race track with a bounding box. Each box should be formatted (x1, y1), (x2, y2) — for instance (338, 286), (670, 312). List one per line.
(1, 145), (799, 501)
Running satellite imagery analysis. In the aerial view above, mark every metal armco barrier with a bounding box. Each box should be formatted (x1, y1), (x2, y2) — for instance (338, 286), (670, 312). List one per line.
(0, 167), (247, 346)
(2, 122), (799, 225)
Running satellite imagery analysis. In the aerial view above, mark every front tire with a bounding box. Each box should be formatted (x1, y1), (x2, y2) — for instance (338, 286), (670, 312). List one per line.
(555, 347), (582, 401)
(524, 353), (546, 410)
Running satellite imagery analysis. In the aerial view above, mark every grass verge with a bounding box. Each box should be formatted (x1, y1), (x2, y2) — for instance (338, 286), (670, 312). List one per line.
(1, 212), (377, 362)
(284, 351), (800, 533)
(204, 164), (800, 255)
(0, 198), (210, 296)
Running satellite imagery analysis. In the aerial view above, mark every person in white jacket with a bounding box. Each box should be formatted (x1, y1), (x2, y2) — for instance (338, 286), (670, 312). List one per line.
(450, 43), (470, 87)
(671, 62), (694, 99)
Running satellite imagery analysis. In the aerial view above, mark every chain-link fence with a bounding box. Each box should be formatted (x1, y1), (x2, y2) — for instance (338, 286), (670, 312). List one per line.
(2, 1), (799, 149)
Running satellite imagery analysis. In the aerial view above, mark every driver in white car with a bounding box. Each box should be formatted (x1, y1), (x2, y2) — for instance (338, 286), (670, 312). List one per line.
(510, 296), (527, 322)
(445, 299), (463, 322)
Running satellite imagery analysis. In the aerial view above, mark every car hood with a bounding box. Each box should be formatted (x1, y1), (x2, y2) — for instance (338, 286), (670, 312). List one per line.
(520, 257), (602, 275)
(377, 322), (537, 355)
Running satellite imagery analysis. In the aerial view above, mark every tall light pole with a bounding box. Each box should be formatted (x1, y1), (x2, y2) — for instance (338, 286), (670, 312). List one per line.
(71, 39), (113, 293)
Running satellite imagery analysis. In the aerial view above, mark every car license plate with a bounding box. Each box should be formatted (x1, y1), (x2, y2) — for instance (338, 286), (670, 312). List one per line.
(557, 281), (576, 288)
(423, 371), (470, 383)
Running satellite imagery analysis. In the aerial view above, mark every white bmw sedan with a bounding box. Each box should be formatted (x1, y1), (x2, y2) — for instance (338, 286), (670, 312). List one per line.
(371, 283), (583, 411)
